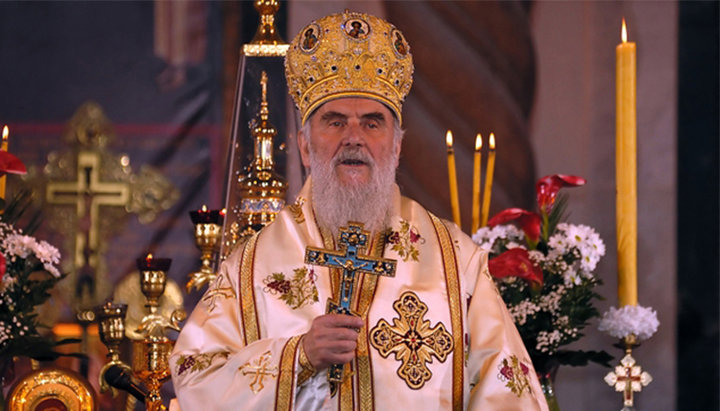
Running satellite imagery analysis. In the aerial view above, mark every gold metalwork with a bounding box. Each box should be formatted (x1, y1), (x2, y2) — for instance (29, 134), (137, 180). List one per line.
(225, 72), (288, 255)
(95, 301), (132, 395)
(604, 335), (652, 409)
(305, 222), (396, 386)
(369, 291), (453, 389)
(32, 101), (178, 322)
(285, 10), (414, 125)
(430, 212), (464, 408)
(136, 268), (186, 339)
(132, 339), (173, 411)
(187, 221), (223, 292)
(113, 271), (184, 341)
(6, 367), (97, 410)
(238, 351), (278, 394)
(242, 0), (289, 57)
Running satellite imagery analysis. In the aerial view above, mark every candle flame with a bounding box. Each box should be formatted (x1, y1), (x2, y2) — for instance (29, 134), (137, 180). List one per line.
(201, 204), (208, 212)
(489, 133), (496, 150)
(621, 18), (627, 43)
(146, 253), (153, 261)
(2, 126), (8, 142)
(445, 130), (453, 147)
(475, 134), (482, 151)
(220, 208), (226, 216)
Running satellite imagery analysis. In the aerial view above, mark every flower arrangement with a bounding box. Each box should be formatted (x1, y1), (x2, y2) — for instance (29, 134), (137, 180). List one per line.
(0, 150), (74, 364)
(472, 174), (612, 375)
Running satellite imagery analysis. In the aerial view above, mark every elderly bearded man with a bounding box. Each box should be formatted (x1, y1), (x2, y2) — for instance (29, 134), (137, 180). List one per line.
(171, 11), (548, 411)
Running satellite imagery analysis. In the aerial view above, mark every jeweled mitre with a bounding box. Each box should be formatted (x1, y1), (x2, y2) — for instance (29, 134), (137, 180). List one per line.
(285, 11), (414, 125)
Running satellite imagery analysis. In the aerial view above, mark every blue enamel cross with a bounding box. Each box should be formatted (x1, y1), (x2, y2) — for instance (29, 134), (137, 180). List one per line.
(304, 222), (397, 384)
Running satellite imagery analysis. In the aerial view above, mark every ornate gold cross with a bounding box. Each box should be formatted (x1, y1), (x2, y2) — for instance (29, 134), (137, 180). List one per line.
(47, 151), (130, 273)
(305, 222), (397, 384)
(238, 351), (278, 394)
(369, 291), (454, 389)
(604, 353), (653, 407)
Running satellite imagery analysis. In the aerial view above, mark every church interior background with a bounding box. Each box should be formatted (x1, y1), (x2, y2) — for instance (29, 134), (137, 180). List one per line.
(0, 1), (717, 410)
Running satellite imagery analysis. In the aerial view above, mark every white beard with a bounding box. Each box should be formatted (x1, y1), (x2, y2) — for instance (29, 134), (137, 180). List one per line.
(309, 145), (397, 237)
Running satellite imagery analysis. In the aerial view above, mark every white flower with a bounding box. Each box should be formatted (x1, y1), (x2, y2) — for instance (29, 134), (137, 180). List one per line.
(598, 305), (660, 341)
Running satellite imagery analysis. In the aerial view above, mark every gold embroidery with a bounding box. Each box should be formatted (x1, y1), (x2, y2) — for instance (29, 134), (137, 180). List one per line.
(263, 267), (319, 309)
(275, 335), (301, 411)
(239, 351), (278, 394)
(498, 355), (531, 397)
(239, 233), (261, 344)
(355, 231), (385, 410)
(429, 212), (464, 409)
(387, 219), (425, 262)
(176, 351), (230, 376)
(369, 291), (454, 389)
(202, 272), (236, 313)
(289, 196), (306, 224)
(297, 337), (317, 386)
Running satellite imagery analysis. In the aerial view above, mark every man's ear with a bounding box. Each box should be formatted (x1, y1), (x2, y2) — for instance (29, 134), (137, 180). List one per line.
(298, 129), (311, 168)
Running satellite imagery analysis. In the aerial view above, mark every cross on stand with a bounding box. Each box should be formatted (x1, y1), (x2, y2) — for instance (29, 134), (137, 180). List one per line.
(604, 353), (653, 409)
(238, 351), (278, 394)
(305, 222), (397, 387)
(47, 151), (130, 276)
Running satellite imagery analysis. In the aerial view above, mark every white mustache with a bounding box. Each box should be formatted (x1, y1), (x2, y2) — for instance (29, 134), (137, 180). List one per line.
(333, 147), (374, 167)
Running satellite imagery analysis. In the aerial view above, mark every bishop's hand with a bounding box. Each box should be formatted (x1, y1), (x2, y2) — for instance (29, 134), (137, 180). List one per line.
(302, 313), (365, 371)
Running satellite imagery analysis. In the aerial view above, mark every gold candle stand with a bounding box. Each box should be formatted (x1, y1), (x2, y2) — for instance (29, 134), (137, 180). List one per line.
(96, 257), (186, 411)
(604, 334), (653, 410)
(187, 207), (224, 292)
(96, 301), (132, 395)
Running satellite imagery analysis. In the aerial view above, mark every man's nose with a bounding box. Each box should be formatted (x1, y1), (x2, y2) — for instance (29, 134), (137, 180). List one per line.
(341, 122), (366, 146)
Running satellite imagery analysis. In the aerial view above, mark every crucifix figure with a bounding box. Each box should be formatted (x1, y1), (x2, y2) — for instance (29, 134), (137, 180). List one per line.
(305, 222), (397, 384)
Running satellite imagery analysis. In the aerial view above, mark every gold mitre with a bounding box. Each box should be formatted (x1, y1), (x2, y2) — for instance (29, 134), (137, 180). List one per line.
(285, 11), (414, 125)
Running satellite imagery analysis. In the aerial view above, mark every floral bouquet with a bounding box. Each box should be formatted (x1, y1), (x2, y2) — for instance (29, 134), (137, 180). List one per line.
(0, 150), (76, 374)
(472, 175), (612, 377)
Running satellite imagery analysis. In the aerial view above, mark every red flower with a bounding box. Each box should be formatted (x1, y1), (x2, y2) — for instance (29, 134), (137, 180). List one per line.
(488, 208), (541, 244)
(488, 248), (543, 287)
(409, 228), (421, 243)
(536, 174), (586, 214)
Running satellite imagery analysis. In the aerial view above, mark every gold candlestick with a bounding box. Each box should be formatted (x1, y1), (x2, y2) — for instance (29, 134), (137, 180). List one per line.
(133, 338), (173, 411)
(136, 255), (185, 338)
(187, 206), (224, 292)
(471, 134), (482, 233)
(95, 301), (132, 395)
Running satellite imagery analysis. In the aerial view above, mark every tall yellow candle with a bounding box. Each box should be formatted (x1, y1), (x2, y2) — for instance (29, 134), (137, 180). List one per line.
(480, 133), (496, 227)
(471, 134), (482, 233)
(0, 126), (9, 200)
(446, 130), (461, 228)
(616, 19), (638, 307)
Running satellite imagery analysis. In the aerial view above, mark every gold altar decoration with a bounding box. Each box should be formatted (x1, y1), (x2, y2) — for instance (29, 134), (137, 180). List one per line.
(223, 72), (287, 256)
(242, 0), (289, 57)
(186, 206), (225, 292)
(6, 367), (97, 410)
(604, 335), (652, 410)
(26, 101), (179, 325)
(96, 256), (186, 411)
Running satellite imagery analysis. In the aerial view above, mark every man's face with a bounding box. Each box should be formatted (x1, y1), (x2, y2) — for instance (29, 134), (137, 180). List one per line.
(299, 97), (400, 187)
